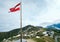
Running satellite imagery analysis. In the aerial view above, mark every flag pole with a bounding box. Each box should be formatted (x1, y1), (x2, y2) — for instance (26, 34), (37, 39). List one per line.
(20, 0), (23, 42)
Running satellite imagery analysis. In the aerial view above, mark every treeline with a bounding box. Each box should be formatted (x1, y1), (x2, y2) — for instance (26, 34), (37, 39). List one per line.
(0, 28), (20, 42)
(0, 25), (40, 42)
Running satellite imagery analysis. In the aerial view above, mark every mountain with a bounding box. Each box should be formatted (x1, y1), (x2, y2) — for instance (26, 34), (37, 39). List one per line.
(0, 25), (60, 42)
(0, 25), (42, 42)
(47, 23), (60, 30)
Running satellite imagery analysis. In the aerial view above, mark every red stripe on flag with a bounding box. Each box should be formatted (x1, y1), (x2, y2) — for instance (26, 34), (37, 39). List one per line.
(10, 7), (20, 12)
(9, 3), (20, 12)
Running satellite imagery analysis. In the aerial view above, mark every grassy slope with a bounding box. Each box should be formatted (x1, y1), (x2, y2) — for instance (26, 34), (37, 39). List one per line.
(33, 36), (55, 42)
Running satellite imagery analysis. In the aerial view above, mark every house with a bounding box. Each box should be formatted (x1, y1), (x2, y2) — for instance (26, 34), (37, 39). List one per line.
(42, 31), (54, 38)
(43, 31), (48, 36)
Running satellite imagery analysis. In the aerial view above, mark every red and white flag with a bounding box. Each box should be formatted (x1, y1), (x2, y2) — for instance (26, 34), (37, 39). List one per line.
(9, 3), (21, 12)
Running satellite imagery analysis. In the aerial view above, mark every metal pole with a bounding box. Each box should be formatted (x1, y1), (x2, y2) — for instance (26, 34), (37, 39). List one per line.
(20, 0), (23, 42)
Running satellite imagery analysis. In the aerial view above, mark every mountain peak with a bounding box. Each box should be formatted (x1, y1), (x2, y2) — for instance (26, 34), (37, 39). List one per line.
(47, 23), (60, 30)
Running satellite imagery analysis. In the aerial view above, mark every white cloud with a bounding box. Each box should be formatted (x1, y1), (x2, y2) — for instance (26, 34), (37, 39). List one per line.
(22, 0), (60, 27)
(1, 0), (60, 31)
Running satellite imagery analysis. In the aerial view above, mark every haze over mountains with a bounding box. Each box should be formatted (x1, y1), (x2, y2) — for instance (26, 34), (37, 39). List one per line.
(40, 20), (60, 30)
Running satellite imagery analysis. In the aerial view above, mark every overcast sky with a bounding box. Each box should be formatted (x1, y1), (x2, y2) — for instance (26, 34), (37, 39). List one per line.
(0, 0), (60, 32)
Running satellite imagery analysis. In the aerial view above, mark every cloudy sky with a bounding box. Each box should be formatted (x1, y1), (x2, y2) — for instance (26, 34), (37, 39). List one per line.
(0, 0), (60, 32)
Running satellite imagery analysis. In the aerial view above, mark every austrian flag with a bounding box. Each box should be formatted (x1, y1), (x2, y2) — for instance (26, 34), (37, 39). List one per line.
(9, 3), (21, 12)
